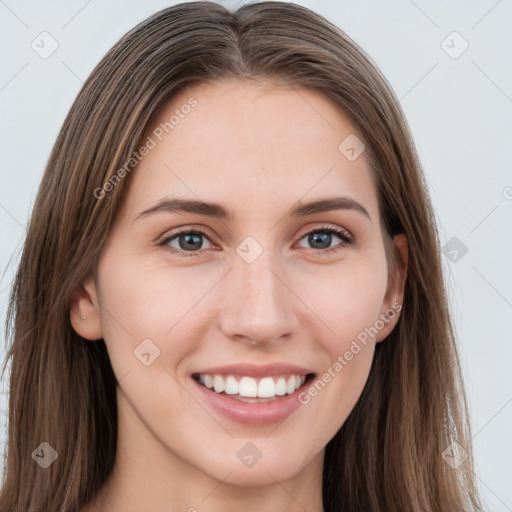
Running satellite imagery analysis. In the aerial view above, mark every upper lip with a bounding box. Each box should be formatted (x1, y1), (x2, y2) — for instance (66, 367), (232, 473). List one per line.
(193, 363), (314, 378)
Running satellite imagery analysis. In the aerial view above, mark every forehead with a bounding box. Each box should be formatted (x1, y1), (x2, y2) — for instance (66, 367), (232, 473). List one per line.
(124, 79), (379, 223)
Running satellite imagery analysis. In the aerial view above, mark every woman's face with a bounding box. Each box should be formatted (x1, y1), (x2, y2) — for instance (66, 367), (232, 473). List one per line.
(72, 79), (406, 488)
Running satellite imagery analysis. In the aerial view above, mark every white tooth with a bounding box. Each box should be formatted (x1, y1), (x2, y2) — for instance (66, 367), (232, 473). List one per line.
(225, 376), (239, 395)
(286, 376), (296, 394)
(213, 375), (225, 393)
(239, 376), (258, 397)
(275, 377), (287, 395)
(258, 377), (276, 398)
(300, 375), (306, 387)
(198, 374), (205, 384)
(204, 375), (213, 389)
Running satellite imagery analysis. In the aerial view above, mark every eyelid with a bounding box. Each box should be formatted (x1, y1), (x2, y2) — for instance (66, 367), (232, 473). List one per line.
(157, 223), (354, 256)
(297, 223), (353, 243)
(157, 223), (353, 243)
(156, 225), (217, 252)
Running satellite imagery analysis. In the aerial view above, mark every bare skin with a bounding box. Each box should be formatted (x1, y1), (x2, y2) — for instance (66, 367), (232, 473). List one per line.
(72, 79), (407, 512)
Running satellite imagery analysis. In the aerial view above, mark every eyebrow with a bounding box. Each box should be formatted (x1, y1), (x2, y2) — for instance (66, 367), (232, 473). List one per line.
(135, 196), (371, 222)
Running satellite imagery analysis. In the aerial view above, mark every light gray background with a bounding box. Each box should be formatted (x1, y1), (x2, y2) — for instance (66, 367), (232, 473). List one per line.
(0, 0), (511, 510)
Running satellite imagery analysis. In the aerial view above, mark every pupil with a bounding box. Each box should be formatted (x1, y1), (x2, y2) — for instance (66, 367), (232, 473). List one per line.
(180, 233), (202, 250)
(310, 232), (331, 249)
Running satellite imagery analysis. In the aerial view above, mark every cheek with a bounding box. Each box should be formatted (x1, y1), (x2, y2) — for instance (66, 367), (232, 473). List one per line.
(96, 249), (221, 336)
(291, 254), (387, 419)
(95, 251), (227, 382)
(295, 255), (388, 347)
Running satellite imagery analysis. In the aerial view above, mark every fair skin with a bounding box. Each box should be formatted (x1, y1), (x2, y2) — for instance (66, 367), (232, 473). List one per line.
(72, 79), (407, 512)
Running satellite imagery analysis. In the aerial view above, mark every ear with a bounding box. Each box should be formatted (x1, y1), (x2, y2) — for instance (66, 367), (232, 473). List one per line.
(69, 275), (103, 341)
(375, 234), (408, 343)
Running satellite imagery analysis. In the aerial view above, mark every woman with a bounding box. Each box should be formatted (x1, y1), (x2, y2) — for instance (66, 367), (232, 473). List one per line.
(0, 2), (483, 511)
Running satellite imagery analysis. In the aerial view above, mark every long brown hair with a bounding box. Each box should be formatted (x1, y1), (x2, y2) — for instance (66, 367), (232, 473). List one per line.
(1, 2), (483, 510)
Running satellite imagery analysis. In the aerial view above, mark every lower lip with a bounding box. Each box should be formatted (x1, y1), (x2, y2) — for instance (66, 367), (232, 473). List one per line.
(192, 377), (311, 426)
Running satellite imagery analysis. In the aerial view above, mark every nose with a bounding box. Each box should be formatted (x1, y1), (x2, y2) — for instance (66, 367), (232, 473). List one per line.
(217, 249), (299, 347)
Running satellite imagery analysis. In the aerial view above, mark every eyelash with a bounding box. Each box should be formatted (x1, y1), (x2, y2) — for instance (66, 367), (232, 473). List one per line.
(157, 225), (353, 258)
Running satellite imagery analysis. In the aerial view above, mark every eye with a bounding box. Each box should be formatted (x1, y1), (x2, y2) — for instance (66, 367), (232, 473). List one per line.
(296, 225), (353, 254)
(158, 224), (353, 257)
(158, 228), (214, 256)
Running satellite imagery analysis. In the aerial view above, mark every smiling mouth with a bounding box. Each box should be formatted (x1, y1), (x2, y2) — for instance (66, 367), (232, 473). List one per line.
(192, 373), (315, 402)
